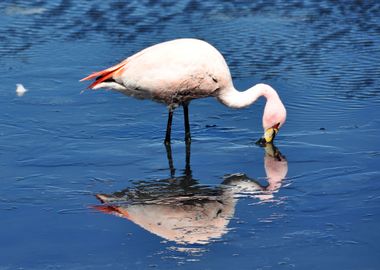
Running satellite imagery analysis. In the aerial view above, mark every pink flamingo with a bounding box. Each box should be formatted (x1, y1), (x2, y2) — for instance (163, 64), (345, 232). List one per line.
(81, 38), (287, 145)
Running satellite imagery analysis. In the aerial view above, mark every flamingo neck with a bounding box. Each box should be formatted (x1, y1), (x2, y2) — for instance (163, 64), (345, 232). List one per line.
(218, 83), (279, 109)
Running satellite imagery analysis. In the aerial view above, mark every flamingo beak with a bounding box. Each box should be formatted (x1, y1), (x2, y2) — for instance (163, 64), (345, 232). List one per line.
(256, 123), (280, 146)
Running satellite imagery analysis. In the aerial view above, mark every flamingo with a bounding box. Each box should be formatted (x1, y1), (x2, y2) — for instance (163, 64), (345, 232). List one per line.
(80, 38), (286, 145)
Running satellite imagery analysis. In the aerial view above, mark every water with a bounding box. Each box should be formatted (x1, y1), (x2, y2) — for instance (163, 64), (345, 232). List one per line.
(1, 1), (380, 269)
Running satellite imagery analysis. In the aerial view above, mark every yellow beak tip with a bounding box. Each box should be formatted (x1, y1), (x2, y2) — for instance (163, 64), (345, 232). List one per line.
(263, 127), (278, 143)
(264, 136), (273, 143)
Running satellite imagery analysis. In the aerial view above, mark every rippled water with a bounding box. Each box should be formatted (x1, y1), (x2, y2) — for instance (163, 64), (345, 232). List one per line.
(1, 1), (380, 269)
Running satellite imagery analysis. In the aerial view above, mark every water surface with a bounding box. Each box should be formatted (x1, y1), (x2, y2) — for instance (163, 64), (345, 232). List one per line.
(0, 1), (380, 269)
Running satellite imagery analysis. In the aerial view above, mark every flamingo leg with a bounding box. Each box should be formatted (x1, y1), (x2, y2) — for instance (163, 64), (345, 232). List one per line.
(164, 143), (175, 177)
(164, 108), (173, 145)
(183, 103), (191, 144)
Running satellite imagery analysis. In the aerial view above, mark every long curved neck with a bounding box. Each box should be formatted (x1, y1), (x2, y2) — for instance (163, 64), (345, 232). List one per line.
(217, 83), (279, 109)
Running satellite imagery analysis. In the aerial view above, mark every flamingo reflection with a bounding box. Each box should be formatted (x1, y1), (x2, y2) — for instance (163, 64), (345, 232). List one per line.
(94, 143), (287, 245)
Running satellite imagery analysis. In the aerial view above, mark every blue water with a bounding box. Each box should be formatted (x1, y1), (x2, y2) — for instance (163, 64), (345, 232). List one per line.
(1, 1), (380, 269)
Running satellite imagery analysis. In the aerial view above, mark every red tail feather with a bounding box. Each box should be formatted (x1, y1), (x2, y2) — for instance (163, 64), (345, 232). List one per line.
(80, 59), (128, 89)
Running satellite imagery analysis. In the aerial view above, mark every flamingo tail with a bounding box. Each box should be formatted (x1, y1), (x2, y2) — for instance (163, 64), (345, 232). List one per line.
(80, 59), (128, 89)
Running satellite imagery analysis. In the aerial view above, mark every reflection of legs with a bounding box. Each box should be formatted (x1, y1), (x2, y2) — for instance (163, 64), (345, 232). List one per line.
(183, 103), (191, 144)
(165, 143), (175, 178)
(164, 134), (192, 181)
(185, 138), (191, 176)
(164, 108), (173, 145)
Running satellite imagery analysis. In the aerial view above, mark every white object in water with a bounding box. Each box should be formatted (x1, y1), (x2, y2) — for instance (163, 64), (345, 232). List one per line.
(5, 5), (46, 16)
(16, 84), (28, 97)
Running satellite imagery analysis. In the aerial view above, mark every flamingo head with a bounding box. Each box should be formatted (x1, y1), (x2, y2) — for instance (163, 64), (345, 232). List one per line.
(257, 96), (287, 145)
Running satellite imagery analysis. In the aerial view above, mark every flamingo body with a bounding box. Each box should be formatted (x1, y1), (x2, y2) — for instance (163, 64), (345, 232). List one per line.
(81, 38), (287, 144)
(82, 39), (231, 106)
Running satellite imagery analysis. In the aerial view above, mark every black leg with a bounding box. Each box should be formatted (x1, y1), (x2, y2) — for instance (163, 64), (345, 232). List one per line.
(183, 103), (191, 144)
(165, 143), (175, 178)
(164, 108), (173, 145)
(185, 137), (191, 176)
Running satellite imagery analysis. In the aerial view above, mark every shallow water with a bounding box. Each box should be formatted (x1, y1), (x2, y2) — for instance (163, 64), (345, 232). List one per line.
(1, 1), (380, 269)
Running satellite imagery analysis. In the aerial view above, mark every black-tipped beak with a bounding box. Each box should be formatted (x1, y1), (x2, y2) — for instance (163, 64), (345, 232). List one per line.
(255, 123), (280, 146)
(255, 137), (268, 146)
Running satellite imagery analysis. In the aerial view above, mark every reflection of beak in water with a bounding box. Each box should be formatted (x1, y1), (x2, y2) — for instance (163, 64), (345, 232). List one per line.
(94, 143), (288, 245)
